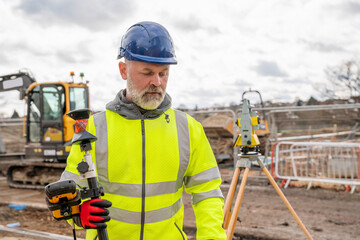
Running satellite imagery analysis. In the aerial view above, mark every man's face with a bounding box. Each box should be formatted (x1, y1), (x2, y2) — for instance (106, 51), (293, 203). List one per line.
(119, 60), (170, 110)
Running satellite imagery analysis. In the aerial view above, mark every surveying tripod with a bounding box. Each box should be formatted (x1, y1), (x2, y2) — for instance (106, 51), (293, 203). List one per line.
(223, 99), (313, 240)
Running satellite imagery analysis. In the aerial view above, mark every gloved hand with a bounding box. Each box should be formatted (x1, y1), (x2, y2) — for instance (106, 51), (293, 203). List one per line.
(80, 198), (112, 229)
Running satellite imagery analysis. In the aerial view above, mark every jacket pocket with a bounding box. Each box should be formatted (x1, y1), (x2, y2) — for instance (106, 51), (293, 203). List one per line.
(174, 222), (185, 240)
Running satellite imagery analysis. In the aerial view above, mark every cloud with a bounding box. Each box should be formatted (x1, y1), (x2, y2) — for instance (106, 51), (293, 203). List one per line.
(0, 42), (32, 65)
(232, 79), (253, 93)
(300, 39), (345, 53)
(253, 60), (288, 77)
(342, 1), (360, 14)
(178, 88), (224, 107)
(188, 88), (219, 98)
(15, 0), (135, 31)
(0, 41), (27, 53)
(172, 16), (202, 32)
(0, 40), (53, 60)
(56, 42), (94, 64)
(171, 16), (221, 34)
(0, 52), (10, 65)
(285, 78), (309, 84)
(0, 40), (93, 65)
(234, 78), (251, 86)
(56, 51), (77, 64)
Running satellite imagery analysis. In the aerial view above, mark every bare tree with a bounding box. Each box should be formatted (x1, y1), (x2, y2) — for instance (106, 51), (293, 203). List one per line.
(321, 60), (360, 99)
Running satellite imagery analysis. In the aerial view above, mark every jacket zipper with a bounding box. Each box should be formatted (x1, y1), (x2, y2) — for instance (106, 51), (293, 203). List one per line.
(139, 112), (168, 239)
(140, 117), (146, 240)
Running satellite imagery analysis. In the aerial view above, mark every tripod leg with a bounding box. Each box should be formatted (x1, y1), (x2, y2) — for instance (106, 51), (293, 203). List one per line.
(223, 167), (240, 229)
(261, 165), (313, 240)
(226, 167), (250, 240)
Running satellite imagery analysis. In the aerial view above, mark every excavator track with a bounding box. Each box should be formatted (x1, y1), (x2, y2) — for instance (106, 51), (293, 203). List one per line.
(7, 160), (66, 189)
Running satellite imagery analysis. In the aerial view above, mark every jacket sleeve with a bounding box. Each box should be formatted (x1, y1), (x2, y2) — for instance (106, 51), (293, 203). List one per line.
(184, 117), (226, 240)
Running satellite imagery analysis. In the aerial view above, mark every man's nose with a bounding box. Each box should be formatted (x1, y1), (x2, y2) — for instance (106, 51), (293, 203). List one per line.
(150, 74), (161, 86)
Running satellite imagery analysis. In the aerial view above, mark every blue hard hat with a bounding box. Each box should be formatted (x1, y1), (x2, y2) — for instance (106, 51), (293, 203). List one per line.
(118, 21), (177, 65)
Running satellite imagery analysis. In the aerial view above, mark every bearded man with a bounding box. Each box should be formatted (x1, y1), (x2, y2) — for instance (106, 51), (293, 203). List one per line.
(61, 21), (226, 240)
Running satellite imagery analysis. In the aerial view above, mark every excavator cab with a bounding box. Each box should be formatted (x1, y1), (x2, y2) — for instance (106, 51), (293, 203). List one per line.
(0, 70), (90, 188)
(25, 82), (89, 161)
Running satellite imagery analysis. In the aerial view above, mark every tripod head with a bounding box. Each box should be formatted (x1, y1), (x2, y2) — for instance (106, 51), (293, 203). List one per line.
(67, 109), (97, 151)
(234, 98), (260, 154)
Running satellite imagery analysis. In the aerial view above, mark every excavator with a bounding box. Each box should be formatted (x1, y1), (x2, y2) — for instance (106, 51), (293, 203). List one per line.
(0, 69), (90, 189)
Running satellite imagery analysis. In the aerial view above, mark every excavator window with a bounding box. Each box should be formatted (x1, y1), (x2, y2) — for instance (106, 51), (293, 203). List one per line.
(27, 85), (65, 143)
(43, 87), (62, 120)
(28, 86), (41, 142)
(69, 87), (88, 111)
(41, 86), (64, 143)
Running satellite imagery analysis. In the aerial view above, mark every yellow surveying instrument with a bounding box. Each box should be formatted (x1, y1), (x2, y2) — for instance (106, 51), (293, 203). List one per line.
(223, 98), (313, 240)
(233, 98), (260, 153)
(45, 179), (81, 220)
(45, 179), (81, 240)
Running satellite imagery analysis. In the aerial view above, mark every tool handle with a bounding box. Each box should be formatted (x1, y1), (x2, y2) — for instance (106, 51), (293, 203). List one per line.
(86, 177), (109, 240)
(97, 229), (109, 240)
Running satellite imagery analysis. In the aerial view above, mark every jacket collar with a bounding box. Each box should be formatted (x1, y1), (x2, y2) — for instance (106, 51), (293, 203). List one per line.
(106, 89), (172, 120)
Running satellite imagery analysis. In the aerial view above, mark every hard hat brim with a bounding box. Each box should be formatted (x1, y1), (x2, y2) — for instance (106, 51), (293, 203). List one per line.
(118, 51), (177, 65)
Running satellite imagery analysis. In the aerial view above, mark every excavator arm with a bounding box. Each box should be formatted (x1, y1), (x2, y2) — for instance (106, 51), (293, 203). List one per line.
(0, 70), (35, 154)
(0, 70), (36, 99)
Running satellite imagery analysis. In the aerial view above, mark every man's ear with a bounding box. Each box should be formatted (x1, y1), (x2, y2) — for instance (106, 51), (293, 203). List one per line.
(119, 61), (128, 80)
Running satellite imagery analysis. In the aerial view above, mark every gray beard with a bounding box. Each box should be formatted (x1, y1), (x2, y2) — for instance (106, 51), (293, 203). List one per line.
(127, 79), (165, 110)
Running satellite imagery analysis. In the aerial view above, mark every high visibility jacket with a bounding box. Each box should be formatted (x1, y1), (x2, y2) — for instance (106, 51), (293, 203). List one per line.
(61, 90), (226, 240)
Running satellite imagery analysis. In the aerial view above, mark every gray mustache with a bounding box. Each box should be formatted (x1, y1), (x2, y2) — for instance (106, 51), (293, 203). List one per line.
(146, 86), (163, 94)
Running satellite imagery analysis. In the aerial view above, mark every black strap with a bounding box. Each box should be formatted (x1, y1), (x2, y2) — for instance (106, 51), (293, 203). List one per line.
(72, 221), (77, 240)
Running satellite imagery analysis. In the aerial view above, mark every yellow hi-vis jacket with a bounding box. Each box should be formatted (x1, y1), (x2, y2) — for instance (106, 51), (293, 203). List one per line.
(61, 90), (226, 240)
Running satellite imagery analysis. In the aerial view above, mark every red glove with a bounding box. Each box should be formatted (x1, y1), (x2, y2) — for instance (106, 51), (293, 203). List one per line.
(80, 198), (112, 229)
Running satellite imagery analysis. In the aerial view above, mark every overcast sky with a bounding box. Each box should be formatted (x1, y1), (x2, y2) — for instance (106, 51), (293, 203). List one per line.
(0, 0), (359, 117)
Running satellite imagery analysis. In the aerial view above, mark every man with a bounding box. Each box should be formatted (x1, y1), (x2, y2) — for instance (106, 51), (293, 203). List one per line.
(61, 21), (226, 240)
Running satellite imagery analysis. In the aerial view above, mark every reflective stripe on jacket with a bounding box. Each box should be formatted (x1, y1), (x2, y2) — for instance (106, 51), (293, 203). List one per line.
(62, 107), (226, 240)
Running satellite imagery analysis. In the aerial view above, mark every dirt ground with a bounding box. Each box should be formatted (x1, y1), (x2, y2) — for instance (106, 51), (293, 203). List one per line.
(0, 204), (86, 239)
(0, 172), (359, 240)
(219, 172), (360, 240)
(0, 125), (26, 153)
(1, 126), (360, 240)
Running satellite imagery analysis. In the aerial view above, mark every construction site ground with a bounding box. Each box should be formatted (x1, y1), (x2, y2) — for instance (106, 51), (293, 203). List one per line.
(0, 171), (359, 240)
(1, 125), (360, 239)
